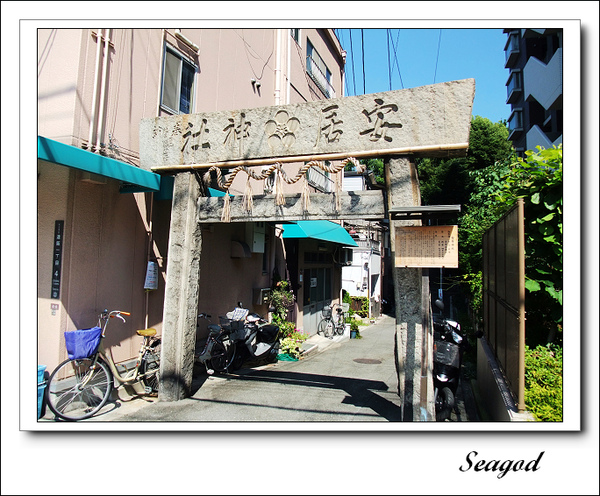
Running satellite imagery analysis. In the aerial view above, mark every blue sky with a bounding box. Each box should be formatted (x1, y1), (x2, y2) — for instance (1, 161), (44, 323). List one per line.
(336, 28), (511, 124)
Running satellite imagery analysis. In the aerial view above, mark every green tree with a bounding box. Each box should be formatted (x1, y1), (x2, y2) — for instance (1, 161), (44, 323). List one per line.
(496, 145), (563, 345)
(417, 116), (513, 211)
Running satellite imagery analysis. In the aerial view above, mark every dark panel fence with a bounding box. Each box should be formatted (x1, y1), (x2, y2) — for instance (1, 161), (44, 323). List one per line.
(483, 198), (526, 411)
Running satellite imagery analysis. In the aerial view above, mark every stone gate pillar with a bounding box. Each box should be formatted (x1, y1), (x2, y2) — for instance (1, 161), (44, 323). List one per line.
(386, 156), (434, 421)
(158, 172), (203, 401)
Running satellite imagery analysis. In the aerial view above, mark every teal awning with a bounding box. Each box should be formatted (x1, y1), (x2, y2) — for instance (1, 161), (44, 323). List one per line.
(281, 221), (358, 247)
(37, 136), (161, 193)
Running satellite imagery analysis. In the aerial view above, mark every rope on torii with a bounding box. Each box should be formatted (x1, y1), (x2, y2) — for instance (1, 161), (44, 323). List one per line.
(202, 157), (360, 222)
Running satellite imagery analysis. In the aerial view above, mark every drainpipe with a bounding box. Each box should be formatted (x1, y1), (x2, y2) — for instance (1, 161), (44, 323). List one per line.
(274, 29), (282, 105)
(286, 30), (291, 104)
(96, 28), (111, 154)
(87, 29), (103, 151)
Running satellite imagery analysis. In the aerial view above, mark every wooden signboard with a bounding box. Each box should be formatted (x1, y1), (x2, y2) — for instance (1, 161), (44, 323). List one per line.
(395, 225), (458, 268)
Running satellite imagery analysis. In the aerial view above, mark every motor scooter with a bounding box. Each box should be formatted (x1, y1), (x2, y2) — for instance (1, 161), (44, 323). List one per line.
(433, 299), (466, 421)
(226, 303), (281, 370)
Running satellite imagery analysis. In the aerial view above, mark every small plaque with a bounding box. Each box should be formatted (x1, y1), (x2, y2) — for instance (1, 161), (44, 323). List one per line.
(395, 225), (458, 268)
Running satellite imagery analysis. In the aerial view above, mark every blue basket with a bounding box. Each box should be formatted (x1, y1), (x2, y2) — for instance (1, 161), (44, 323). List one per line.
(64, 326), (103, 360)
(38, 365), (47, 419)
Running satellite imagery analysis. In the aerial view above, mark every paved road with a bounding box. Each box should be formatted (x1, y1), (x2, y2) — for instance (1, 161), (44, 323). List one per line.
(107, 315), (405, 423)
(40, 314), (479, 424)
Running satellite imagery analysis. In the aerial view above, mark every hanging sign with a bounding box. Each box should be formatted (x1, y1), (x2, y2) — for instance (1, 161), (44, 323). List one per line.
(144, 261), (159, 290)
(395, 225), (458, 268)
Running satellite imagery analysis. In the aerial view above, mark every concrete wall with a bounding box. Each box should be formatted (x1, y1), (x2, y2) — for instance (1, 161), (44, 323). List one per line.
(37, 161), (153, 372)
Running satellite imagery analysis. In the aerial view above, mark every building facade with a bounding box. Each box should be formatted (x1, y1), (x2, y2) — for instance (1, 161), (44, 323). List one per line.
(503, 28), (563, 155)
(38, 28), (349, 373)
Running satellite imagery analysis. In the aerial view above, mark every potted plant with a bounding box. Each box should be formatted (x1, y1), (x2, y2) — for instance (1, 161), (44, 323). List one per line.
(350, 320), (360, 339)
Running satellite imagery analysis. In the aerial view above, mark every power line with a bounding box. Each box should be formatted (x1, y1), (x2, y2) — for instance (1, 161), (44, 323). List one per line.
(389, 29), (404, 89)
(361, 29), (366, 94)
(387, 29), (392, 91)
(349, 29), (357, 96)
(433, 29), (442, 84)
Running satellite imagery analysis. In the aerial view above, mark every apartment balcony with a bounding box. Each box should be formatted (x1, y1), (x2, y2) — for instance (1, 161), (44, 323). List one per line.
(306, 166), (334, 192)
(504, 31), (521, 68)
(306, 55), (336, 99)
(506, 70), (523, 104)
(524, 48), (562, 110)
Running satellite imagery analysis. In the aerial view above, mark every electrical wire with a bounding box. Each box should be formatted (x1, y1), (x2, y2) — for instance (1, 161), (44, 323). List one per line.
(361, 29), (366, 94)
(433, 29), (442, 84)
(389, 29), (404, 89)
(349, 29), (357, 96)
(385, 29), (392, 91)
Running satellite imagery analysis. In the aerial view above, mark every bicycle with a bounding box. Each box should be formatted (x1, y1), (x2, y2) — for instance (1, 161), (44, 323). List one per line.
(195, 313), (236, 374)
(45, 309), (161, 421)
(317, 303), (346, 339)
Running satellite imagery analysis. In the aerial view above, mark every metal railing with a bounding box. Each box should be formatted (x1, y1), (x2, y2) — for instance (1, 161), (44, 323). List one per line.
(306, 55), (335, 99)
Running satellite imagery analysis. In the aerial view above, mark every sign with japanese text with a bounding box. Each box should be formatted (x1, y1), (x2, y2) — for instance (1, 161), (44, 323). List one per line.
(395, 225), (458, 268)
(51, 220), (64, 299)
(140, 79), (475, 170)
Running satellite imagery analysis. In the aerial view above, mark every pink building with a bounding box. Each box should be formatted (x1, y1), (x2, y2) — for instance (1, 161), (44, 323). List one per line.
(37, 28), (351, 373)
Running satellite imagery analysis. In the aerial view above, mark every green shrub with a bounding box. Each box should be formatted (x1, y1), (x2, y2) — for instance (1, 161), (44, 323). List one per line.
(524, 344), (563, 421)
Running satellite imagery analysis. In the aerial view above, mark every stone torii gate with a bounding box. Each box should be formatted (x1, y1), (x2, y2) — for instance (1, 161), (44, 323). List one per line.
(139, 78), (475, 421)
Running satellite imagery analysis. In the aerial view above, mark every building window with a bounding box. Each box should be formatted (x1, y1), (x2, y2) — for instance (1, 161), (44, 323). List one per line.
(306, 39), (334, 98)
(506, 70), (522, 104)
(290, 29), (301, 44)
(507, 109), (523, 138)
(161, 45), (196, 114)
(504, 31), (520, 68)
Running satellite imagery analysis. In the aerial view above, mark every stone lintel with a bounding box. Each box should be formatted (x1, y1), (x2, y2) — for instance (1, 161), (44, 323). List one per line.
(196, 190), (386, 223)
(140, 79), (475, 171)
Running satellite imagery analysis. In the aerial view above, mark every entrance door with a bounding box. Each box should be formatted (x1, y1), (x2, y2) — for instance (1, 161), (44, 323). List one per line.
(302, 267), (331, 335)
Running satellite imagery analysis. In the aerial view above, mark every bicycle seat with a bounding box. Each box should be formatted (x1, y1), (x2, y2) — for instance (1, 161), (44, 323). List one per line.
(136, 328), (157, 337)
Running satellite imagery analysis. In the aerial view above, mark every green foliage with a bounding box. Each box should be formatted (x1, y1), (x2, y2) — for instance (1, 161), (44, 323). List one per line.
(350, 296), (369, 318)
(417, 116), (512, 209)
(278, 325), (309, 360)
(524, 344), (563, 421)
(496, 146), (563, 345)
(268, 280), (295, 322)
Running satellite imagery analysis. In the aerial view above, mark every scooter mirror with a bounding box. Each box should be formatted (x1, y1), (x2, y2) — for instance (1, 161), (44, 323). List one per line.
(238, 301), (243, 308)
(434, 299), (444, 311)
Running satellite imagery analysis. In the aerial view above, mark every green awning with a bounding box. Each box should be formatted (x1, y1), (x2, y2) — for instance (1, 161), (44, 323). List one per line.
(37, 136), (161, 193)
(281, 221), (358, 247)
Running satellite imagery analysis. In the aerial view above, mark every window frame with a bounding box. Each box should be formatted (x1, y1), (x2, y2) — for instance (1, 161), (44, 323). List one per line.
(306, 38), (334, 98)
(160, 44), (197, 115)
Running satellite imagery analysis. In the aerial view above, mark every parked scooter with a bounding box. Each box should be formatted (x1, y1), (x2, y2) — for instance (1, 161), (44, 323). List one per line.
(195, 313), (236, 375)
(433, 299), (466, 421)
(226, 303), (281, 370)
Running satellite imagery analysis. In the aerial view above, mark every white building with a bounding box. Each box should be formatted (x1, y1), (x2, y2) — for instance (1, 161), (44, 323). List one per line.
(341, 170), (385, 318)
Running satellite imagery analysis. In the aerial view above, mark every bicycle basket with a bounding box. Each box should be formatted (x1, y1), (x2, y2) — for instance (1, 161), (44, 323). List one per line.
(64, 326), (103, 360)
(322, 305), (332, 318)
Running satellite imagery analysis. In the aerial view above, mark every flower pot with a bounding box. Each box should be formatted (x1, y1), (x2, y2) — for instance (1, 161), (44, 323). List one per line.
(350, 330), (357, 339)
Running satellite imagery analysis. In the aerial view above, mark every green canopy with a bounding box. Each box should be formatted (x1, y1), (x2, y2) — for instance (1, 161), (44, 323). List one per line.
(281, 221), (358, 247)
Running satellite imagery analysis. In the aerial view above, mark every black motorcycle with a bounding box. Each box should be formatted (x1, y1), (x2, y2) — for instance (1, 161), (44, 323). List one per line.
(225, 303), (281, 371)
(433, 299), (466, 421)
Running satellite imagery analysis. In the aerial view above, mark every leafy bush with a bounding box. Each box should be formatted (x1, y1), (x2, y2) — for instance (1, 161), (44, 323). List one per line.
(524, 344), (563, 421)
(279, 326), (309, 360)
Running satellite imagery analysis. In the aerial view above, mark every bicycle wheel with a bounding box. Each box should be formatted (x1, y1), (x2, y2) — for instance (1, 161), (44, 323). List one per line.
(45, 357), (113, 421)
(318, 319), (334, 339)
(140, 339), (161, 394)
(209, 335), (236, 372)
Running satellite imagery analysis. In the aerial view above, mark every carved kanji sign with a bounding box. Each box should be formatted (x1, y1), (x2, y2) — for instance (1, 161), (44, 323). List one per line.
(140, 79), (475, 171)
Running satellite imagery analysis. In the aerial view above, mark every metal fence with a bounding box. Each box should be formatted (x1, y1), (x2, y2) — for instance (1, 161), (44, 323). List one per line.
(482, 198), (526, 411)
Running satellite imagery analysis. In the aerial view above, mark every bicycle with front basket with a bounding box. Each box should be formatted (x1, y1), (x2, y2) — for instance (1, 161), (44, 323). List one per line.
(317, 303), (346, 339)
(45, 309), (161, 421)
